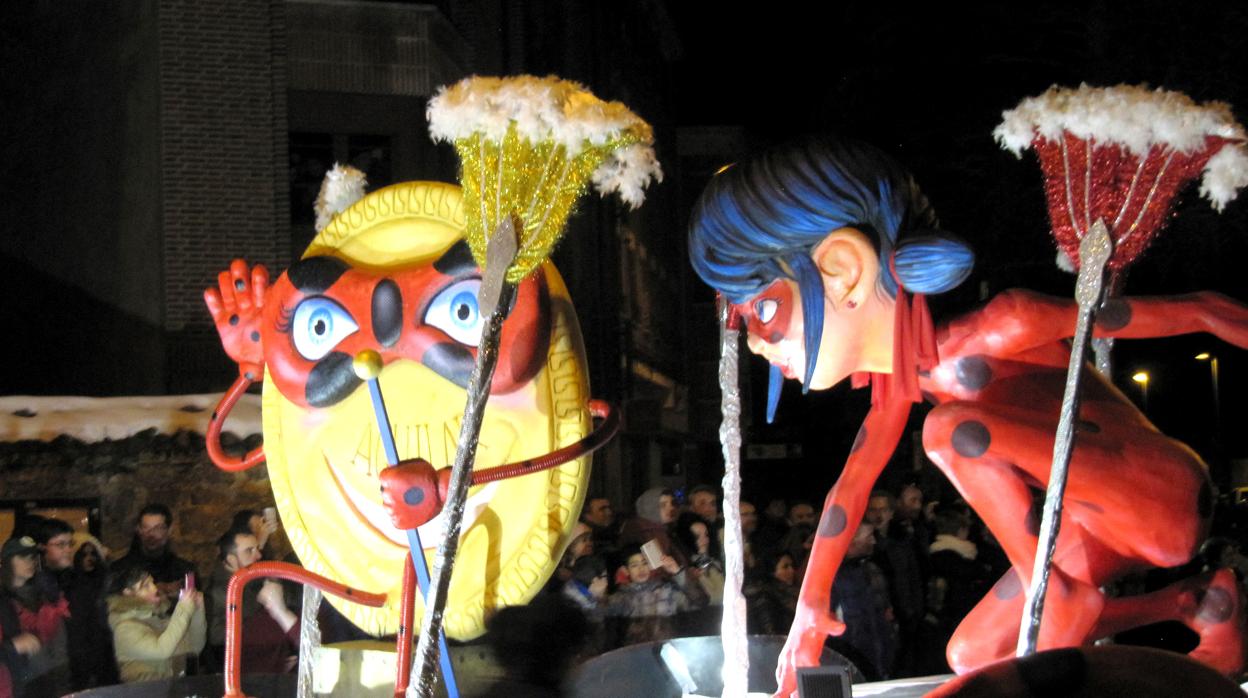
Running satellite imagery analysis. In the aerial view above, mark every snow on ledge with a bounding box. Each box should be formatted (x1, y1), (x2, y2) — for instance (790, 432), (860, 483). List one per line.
(0, 394), (262, 443)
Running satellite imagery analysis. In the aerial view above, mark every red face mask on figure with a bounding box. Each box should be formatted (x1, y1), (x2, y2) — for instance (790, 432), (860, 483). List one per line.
(260, 242), (551, 409)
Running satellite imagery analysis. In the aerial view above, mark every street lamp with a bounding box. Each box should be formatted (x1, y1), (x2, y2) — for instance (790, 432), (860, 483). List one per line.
(1195, 352), (1221, 435)
(1132, 370), (1150, 412)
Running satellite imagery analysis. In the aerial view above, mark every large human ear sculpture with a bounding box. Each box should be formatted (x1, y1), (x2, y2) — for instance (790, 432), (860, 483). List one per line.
(811, 228), (872, 308)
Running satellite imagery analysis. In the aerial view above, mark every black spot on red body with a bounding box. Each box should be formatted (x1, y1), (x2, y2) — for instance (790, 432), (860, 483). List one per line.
(994, 569), (1021, 600)
(229, 315), (239, 326)
(234, 279), (245, 291)
(371, 278), (403, 348)
(850, 425), (867, 454)
(288, 256), (349, 294)
(1096, 298), (1132, 331)
(403, 487), (425, 506)
(423, 342), (474, 389)
(956, 356), (992, 391)
(768, 331), (784, 344)
(432, 241), (476, 277)
(305, 351), (362, 408)
(250, 331), (260, 342)
(818, 505), (848, 538)
(1197, 587), (1234, 624)
(952, 420), (991, 458)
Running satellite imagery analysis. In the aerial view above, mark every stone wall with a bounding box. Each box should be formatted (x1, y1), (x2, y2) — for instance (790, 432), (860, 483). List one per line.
(0, 429), (282, 578)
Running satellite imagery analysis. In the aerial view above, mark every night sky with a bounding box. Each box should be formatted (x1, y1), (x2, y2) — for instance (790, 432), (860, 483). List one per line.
(667, 0), (1248, 495)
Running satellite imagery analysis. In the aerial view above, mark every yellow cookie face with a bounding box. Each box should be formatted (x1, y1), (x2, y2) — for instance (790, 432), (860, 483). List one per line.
(260, 181), (591, 639)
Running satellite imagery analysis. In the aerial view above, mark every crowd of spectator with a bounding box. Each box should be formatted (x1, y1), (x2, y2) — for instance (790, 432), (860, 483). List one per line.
(0, 504), (301, 697)
(542, 481), (1013, 682)
(3, 479), (1237, 693)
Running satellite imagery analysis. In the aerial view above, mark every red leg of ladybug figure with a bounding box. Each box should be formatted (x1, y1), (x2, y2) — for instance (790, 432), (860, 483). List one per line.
(926, 289), (1247, 672)
(687, 136), (1248, 696)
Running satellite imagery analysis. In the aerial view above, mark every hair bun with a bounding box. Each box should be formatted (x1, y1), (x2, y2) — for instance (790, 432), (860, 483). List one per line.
(893, 233), (975, 294)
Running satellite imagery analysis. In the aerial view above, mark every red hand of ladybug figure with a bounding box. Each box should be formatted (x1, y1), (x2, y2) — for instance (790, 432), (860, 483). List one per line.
(774, 597), (846, 698)
(379, 459), (452, 530)
(204, 259), (270, 379)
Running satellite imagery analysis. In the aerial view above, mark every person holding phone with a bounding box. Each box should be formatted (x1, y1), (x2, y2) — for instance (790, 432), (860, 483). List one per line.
(605, 544), (704, 646)
(206, 528), (299, 674)
(106, 567), (206, 683)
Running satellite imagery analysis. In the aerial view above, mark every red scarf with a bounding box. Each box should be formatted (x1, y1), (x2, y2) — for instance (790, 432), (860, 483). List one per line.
(850, 290), (938, 408)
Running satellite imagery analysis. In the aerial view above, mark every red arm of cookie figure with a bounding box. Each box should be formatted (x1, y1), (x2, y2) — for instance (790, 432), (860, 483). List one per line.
(773, 399), (912, 698)
(203, 259), (270, 472)
(941, 288), (1248, 359)
(204, 259), (270, 379)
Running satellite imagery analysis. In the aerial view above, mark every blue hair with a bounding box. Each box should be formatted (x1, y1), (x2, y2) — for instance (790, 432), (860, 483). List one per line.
(689, 135), (973, 420)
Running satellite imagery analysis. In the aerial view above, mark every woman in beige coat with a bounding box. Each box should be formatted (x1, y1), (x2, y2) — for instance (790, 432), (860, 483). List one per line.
(106, 567), (206, 683)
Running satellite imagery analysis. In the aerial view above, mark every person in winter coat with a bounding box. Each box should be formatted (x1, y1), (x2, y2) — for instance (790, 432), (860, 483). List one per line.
(64, 538), (118, 689)
(606, 546), (703, 645)
(0, 537), (68, 698)
(617, 488), (680, 557)
(744, 550), (800, 636)
(106, 566), (206, 683)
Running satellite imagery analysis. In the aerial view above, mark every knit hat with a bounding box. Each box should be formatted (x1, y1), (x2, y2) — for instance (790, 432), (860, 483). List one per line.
(1, 536), (39, 560)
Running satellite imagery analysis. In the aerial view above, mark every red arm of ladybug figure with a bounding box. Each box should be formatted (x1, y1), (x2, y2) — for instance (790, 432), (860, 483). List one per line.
(203, 259), (270, 472)
(941, 289), (1248, 359)
(773, 398), (912, 698)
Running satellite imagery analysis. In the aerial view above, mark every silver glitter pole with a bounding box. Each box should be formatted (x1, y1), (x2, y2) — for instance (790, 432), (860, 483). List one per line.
(411, 219), (519, 698)
(1016, 219), (1112, 656)
(297, 585), (322, 698)
(717, 298), (749, 698)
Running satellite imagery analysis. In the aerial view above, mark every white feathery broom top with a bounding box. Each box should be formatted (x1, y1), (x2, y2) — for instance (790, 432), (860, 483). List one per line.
(314, 163), (368, 232)
(995, 84), (1248, 211)
(427, 75), (662, 209)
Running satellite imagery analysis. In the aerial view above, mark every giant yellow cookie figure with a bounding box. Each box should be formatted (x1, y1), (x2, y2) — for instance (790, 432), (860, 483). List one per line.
(203, 179), (592, 640)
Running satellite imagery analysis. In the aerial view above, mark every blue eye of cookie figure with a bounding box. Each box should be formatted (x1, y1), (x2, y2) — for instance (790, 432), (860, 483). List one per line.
(292, 297), (359, 361)
(425, 279), (484, 346)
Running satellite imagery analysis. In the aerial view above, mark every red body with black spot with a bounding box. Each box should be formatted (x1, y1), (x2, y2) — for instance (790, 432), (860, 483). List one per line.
(908, 288), (1247, 675)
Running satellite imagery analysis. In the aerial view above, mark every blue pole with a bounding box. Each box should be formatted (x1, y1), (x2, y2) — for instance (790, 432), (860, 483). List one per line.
(363, 375), (460, 698)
